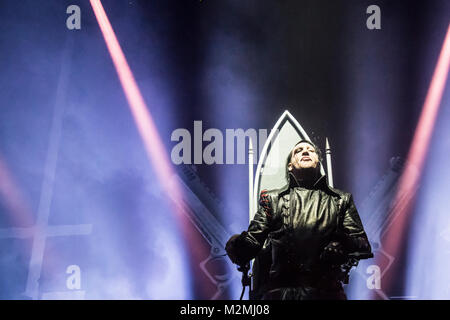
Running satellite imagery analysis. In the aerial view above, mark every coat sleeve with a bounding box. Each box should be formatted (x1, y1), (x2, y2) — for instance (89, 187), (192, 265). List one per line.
(339, 194), (372, 258)
(228, 190), (275, 265)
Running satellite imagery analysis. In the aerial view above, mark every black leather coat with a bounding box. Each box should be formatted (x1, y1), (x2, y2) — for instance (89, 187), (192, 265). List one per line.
(229, 174), (372, 299)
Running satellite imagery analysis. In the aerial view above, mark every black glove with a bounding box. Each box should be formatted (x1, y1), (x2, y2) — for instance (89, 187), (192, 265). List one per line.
(335, 233), (372, 256)
(320, 241), (348, 265)
(225, 233), (247, 266)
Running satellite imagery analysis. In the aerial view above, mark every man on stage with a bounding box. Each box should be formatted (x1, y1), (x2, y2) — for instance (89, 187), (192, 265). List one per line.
(226, 140), (372, 300)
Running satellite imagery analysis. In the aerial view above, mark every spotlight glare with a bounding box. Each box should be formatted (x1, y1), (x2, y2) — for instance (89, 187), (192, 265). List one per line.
(379, 24), (450, 293)
(90, 0), (216, 298)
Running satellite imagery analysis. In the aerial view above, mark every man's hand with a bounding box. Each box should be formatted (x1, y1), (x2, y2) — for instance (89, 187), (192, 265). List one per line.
(225, 234), (242, 265)
(320, 241), (348, 264)
(225, 233), (248, 266)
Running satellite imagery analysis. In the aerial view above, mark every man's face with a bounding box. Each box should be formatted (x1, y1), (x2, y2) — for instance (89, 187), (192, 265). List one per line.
(288, 142), (319, 172)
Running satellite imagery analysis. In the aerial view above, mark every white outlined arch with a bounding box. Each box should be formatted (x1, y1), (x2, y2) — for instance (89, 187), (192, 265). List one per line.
(251, 110), (325, 220)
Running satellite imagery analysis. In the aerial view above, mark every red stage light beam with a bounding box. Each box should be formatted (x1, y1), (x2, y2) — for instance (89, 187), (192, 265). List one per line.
(379, 24), (450, 293)
(89, 0), (178, 200)
(0, 155), (35, 229)
(89, 0), (215, 298)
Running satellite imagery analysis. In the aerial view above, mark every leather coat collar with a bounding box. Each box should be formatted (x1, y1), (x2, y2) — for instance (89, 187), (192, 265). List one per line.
(279, 173), (340, 198)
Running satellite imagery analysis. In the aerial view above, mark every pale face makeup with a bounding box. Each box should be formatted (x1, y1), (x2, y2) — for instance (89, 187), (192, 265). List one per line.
(288, 142), (319, 172)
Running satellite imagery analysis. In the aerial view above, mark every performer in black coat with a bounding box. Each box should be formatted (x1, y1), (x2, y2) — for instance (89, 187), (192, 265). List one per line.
(226, 140), (372, 300)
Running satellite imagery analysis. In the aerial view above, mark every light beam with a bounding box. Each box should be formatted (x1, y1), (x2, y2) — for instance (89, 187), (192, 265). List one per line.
(89, 0), (215, 298)
(379, 24), (450, 294)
